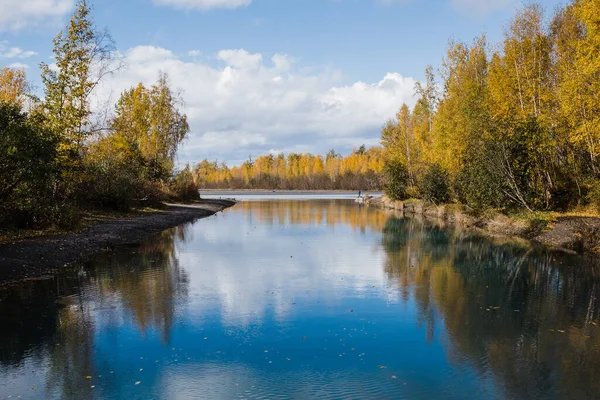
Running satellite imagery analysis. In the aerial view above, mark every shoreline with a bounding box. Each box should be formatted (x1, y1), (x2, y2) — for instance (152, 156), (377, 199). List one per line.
(199, 189), (381, 196)
(369, 195), (600, 255)
(0, 199), (236, 285)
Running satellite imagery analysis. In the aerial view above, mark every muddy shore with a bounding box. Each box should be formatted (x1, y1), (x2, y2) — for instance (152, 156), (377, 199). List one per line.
(0, 199), (236, 285)
(369, 195), (600, 254)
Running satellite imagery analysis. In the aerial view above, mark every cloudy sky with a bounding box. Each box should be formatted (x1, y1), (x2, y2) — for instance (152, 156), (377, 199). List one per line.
(0, 0), (564, 166)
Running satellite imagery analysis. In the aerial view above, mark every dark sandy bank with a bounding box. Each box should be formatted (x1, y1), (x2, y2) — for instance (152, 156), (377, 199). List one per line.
(0, 199), (236, 285)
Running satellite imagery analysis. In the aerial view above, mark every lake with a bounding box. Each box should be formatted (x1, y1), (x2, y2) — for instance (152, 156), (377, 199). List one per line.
(1, 198), (599, 399)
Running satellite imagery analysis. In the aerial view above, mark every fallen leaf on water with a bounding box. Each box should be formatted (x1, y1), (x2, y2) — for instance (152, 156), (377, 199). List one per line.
(135, 381), (141, 386)
(90, 386), (95, 389)
(558, 330), (566, 333)
(86, 376), (92, 379)
(391, 376), (397, 379)
(378, 365), (387, 369)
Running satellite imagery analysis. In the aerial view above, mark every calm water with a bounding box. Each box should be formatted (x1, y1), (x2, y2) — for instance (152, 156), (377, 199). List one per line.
(1, 199), (600, 399)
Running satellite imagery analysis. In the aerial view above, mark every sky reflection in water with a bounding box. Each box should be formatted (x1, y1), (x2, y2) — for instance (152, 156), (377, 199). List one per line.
(1, 199), (600, 399)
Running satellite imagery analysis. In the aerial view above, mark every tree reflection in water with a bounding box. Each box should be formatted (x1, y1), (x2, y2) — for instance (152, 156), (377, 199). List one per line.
(0, 223), (190, 398)
(382, 216), (600, 399)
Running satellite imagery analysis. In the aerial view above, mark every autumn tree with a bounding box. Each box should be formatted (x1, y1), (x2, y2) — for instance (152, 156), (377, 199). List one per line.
(382, 103), (418, 186)
(487, 4), (556, 210)
(553, 0), (600, 178)
(0, 67), (30, 107)
(432, 37), (490, 176)
(412, 66), (438, 165)
(111, 74), (189, 181)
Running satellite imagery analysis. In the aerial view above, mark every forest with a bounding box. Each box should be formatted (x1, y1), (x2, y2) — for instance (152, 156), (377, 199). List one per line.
(1, 0), (600, 232)
(0, 1), (198, 229)
(193, 146), (384, 190)
(379, 1), (600, 213)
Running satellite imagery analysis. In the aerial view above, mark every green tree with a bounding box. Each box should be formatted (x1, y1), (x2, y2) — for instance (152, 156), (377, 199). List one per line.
(0, 102), (58, 226)
(383, 160), (409, 201)
(40, 0), (117, 161)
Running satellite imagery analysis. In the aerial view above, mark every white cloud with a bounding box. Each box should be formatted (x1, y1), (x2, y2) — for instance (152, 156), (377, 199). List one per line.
(0, 0), (74, 31)
(217, 49), (262, 69)
(0, 43), (38, 59)
(187, 50), (202, 57)
(152, 0), (251, 10)
(7, 62), (30, 69)
(95, 45), (417, 164)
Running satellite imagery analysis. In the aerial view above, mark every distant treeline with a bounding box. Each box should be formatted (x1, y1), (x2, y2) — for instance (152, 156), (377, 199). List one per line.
(379, 1), (600, 213)
(0, 1), (198, 230)
(194, 146), (384, 190)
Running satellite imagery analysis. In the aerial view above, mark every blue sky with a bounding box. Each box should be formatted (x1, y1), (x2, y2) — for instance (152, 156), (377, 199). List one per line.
(0, 0), (565, 166)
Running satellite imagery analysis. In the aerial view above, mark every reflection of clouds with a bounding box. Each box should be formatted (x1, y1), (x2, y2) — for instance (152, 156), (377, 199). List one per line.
(0, 358), (50, 398)
(176, 201), (395, 327)
(159, 363), (260, 400)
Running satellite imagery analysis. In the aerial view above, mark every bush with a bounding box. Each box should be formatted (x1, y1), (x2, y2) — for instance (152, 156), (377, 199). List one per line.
(586, 178), (600, 213)
(453, 148), (507, 213)
(168, 165), (200, 202)
(383, 160), (409, 201)
(420, 164), (450, 204)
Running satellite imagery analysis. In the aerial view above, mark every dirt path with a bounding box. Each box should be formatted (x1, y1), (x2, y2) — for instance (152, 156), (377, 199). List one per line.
(0, 199), (236, 285)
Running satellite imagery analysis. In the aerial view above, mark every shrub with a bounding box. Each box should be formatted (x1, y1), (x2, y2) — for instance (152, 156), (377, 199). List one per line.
(586, 178), (600, 214)
(420, 164), (450, 204)
(80, 136), (145, 211)
(383, 160), (409, 201)
(168, 165), (200, 202)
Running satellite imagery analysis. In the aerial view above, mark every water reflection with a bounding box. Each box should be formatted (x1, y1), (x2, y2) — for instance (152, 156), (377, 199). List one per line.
(382, 216), (600, 399)
(0, 200), (599, 399)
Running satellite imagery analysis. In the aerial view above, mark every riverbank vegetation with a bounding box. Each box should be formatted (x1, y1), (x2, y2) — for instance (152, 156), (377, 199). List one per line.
(0, 1), (198, 231)
(193, 146), (384, 190)
(381, 0), (600, 217)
